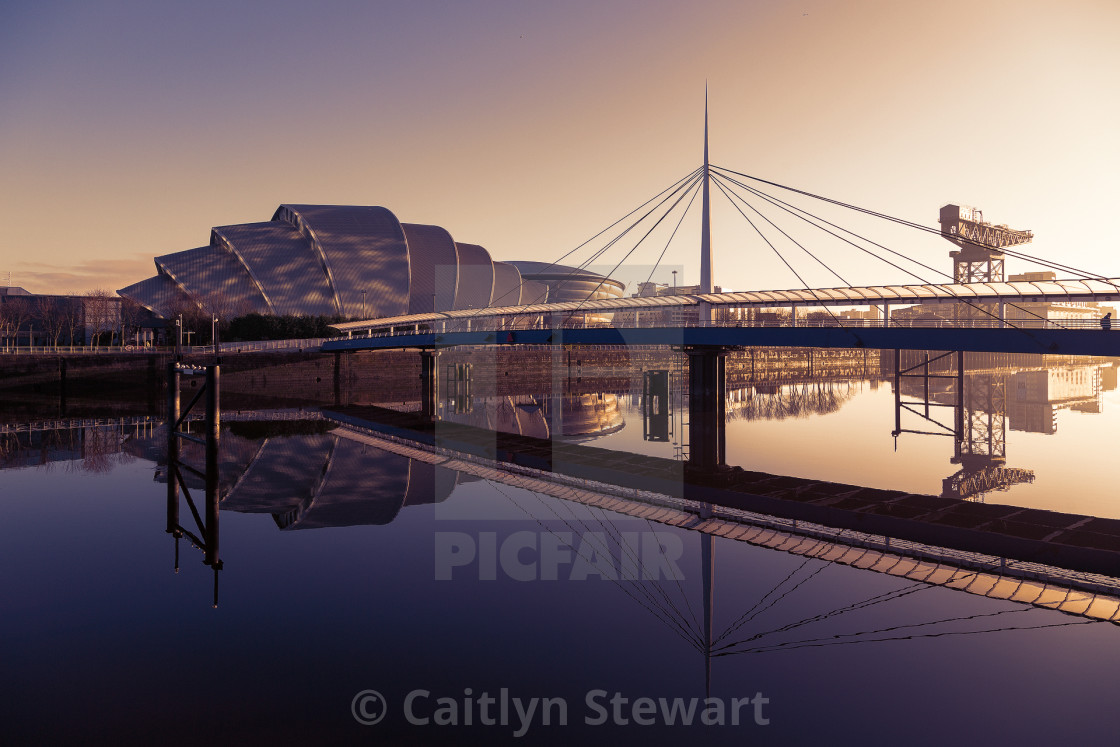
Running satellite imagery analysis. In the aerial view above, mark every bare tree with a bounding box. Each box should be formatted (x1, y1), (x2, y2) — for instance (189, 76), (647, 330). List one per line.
(119, 297), (145, 346)
(84, 288), (120, 346)
(3, 297), (32, 347)
(61, 299), (84, 346)
(34, 297), (66, 347)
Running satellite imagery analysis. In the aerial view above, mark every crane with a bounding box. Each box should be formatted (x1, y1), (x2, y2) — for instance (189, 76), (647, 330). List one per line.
(939, 204), (1033, 283)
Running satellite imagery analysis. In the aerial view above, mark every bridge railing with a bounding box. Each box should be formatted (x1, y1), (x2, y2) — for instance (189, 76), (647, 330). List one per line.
(0, 344), (158, 355)
(0, 337), (331, 355)
(340, 314), (1118, 340)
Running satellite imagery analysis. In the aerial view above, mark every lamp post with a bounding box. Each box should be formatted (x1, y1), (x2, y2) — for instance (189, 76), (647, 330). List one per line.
(672, 270), (678, 288)
(361, 290), (368, 319)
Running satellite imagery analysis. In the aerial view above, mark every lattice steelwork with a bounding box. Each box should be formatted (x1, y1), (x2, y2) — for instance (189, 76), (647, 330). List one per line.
(939, 204), (1033, 285)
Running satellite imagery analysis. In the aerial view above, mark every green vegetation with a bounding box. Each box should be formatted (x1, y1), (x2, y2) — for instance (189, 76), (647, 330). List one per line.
(223, 313), (345, 342)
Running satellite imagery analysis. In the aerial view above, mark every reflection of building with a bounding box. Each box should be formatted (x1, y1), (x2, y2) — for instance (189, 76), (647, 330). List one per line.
(440, 393), (625, 441)
(224, 433), (457, 529)
(0, 419), (157, 470)
(1008, 365), (1106, 433)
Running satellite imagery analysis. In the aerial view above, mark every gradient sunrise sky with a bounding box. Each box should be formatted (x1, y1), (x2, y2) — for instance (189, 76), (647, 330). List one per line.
(2, 0), (1118, 296)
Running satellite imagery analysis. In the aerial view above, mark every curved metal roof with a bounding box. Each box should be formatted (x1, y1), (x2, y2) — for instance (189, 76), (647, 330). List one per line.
(453, 242), (494, 310)
(521, 278), (549, 305)
(402, 223), (458, 314)
(509, 261), (625, 288)
(211, 222), (336, 317)
(491, 261), (523, 307)
(117, 273), (194, 318)
(275, 205), (410, 319)
(155, 245), (270, 317)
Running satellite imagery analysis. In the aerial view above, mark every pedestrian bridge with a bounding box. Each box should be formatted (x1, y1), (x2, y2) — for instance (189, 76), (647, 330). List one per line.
(325, 277), (1120, 357)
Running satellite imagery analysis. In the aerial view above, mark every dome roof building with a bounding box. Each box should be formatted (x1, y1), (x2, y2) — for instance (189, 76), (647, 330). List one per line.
(119, 204), (622, 321)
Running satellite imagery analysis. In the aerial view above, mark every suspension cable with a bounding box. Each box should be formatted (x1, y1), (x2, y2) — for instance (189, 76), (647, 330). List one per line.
(712, 169), (1058, 331)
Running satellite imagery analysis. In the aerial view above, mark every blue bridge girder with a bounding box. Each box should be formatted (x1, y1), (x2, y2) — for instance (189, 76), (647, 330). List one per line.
(322, 325), (1120, 357)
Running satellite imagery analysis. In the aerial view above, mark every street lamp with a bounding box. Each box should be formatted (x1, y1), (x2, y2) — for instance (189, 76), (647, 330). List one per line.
(361, 290), (368, 319)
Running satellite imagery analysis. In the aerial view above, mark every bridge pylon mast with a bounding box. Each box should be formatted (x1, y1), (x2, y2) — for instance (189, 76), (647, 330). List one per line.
(699, 87), (713, 324)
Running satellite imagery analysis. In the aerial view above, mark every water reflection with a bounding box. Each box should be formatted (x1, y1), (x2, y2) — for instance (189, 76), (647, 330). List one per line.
(439, 393), (625, 441)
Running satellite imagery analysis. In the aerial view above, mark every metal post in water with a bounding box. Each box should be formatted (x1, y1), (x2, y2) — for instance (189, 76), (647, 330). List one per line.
(893, 349), (901, 436)
(166, 360), (180, 536)
(204, 364), (220, 571)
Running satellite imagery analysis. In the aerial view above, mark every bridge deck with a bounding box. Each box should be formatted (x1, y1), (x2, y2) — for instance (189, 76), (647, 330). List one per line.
(323, 325), (1120, 356)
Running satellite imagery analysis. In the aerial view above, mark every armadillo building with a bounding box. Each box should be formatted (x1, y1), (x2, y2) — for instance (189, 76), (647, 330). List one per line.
(117, 205), (606, 320)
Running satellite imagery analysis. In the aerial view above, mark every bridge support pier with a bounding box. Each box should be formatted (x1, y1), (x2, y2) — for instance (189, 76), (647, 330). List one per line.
(686, 347), (727, 470)
(420, 349), (441, 420)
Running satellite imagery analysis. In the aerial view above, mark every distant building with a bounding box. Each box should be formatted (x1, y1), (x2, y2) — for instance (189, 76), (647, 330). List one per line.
(890, 270), (1114, 325)
(1, 286), (159, 347)
(612, 281), (724, 327)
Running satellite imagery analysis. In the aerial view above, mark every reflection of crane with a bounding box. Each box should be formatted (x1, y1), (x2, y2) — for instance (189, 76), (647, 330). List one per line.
(942, 461), (1035, 501)
(892, 351), (1034, 502)
(939, 204), (1033, 283)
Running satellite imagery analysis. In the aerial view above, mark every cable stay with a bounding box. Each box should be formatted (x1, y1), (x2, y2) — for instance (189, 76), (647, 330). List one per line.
(710, 169), (1064, 332)
(489, 478), (708, 652)
(714, 617), (1100, 656)
(710, 176), (856, 335)
(712, 173), (852, 288)
(642, 177), (703, 287)
(444, 167), (703, 334)
(712, 165), (1120, 284)
(566, 172), (705, 318)
(476, 165), (703, 314)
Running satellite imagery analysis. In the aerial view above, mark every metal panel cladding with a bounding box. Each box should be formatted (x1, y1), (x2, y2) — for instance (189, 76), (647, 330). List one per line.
(220, 434), (337, 513)
(286, 437), (411, 529)
(117, 274), (194, 318)
(211, 222), (336, 317)
(274, 205), (410, 319)
(401, 223), (459, 314)
(452, 242), (495, 310)
(520, 279), (549, 305)
(491, 261), (523, 307)
(401, 460), (458, 507)
(154, 246), (270, 318)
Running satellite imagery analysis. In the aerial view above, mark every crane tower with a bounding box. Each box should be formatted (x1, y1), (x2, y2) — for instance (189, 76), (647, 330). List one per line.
(939, 204), (1033, 283)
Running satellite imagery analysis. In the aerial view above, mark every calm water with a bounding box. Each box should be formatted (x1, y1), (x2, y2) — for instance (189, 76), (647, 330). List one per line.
(3, 348), (1119, 745)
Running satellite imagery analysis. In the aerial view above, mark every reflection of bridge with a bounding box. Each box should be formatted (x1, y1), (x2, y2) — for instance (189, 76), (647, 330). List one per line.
(191, 413), (1120, 627)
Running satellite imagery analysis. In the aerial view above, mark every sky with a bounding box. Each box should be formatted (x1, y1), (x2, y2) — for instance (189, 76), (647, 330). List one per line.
(2, 0), (1119, 296)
